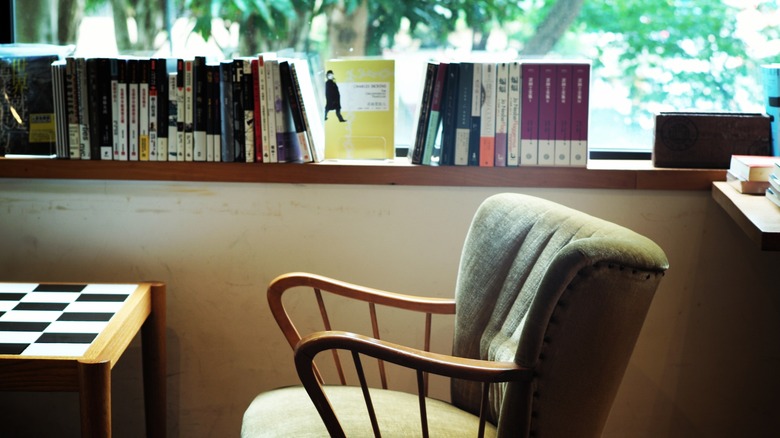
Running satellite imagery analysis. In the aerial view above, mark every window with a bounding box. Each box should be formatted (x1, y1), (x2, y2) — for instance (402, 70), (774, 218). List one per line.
(7, 0), (780, 157)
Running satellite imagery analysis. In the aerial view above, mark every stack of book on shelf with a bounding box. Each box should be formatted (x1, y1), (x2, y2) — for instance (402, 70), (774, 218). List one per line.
(726, 154), (780, 194)
(410, 59), (590, 167)
(45, 51), (324, 163)
(766, 162), (780, 208)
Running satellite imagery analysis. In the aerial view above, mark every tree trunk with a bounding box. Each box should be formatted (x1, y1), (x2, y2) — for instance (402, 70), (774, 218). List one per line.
(15, 0), (57, 43)
(57, 0), (84, 44)
(327, 0), (369, 58)
(111, 0), (131, 51)
(521, 0), (585, 55)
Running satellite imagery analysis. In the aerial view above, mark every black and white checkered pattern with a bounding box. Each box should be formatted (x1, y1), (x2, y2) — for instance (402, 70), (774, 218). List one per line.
(0, 283), (136, 357)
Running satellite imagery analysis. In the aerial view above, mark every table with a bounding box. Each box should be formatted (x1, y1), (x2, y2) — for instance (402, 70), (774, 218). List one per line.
(712, 181), (780, 251)
(0, 282), (166, 437)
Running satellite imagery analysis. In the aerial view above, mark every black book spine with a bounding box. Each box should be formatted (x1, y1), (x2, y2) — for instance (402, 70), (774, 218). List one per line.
(440, 63), (460, 166)
(411, 62), (437, 164)
(231, 59), (245, 162)
(219, 60), (234, 162)
(193, 56), (207, 161)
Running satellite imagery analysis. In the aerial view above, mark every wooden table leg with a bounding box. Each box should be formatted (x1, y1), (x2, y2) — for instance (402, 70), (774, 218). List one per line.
(141, 282), (167, 438)
(79, 360), (111, 438)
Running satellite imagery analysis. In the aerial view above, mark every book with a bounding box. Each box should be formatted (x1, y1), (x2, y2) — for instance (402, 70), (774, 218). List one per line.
(537, 62), (556, 166)
(91, 58), (113, 160)
(271, 59), (285, 162)
(507, 61), (521, 166)
(494, 62), (509, 167)
(468, 63), (482, 166)
(219, 60), (235, 162)
(479, 62), (497, 167)
(167, 71), (179, 161)
(570, 62), (590, 167)
(0, 49), (60, 157)
(264, 58), (279, 163)
(65, 57), (81, 159)
(554, 63), (573, 166)
(207, 63), (220, 162)
(769, 164), (780, 200)
(175, 59), (185, 161)
(440, 62), (460, 166)
(241, 58), (255, 163)
(324, 58), (395, 160)
(289, 56), (324, 162)
(257, 56), (271, 163)
(51, 60), (68, 158)
(192, 56), (207, 161)
(183, 59), (194, 161)
(411, 62), (437, 165)
(729, 155), (780, 181)
(138, 58), (150, 160)
(278, 60), (304, 162)
(85, 58), (103, 159)
(114, 58), (129, 160)
(766, 181), (780, 208)
(154, 58), (169, 161)
(520, 61), (540, 165)
(726, 170), (770, 195)
(761, 64), (780, 156)
(251, 58), (263, 162)
(453, 62), (473, 166)
(127, 58), (139, 161)
(147, 58), (159, 161)
(76, 57), (92, 160)
(422, 62), (448, 165)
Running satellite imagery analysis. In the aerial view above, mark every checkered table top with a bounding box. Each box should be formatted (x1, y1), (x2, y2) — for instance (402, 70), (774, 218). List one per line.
(0, 283), (138, 357)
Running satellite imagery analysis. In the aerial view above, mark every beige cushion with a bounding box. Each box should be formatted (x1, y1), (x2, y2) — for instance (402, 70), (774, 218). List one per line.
(241, 385), (496, 437)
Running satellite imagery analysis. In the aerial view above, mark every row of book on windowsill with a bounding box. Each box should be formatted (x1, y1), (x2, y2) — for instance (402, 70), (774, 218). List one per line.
(726, 154), (780, 208)
(410, 59), (590, 167)
(0, 46), (325, 163)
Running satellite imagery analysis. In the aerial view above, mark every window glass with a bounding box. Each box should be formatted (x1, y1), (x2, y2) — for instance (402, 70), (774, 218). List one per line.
(11, 0), (780, 155)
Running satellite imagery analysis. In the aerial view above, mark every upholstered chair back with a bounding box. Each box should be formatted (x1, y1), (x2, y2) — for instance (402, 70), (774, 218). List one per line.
(451, 193), (668, 437)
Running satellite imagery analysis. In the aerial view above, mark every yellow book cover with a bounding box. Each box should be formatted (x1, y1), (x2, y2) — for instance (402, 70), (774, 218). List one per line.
(324, 58), (395, 160)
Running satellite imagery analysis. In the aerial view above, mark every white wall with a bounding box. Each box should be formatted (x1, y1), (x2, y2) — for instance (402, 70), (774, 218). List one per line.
(1, 179), (778, 437)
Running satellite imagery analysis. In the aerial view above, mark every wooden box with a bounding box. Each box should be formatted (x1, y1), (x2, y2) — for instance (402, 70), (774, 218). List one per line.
(653, 112), (771, 168)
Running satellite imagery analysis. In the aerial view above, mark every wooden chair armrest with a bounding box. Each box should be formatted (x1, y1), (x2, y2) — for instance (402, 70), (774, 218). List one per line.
(268, 272), (456, 351)
(294, 330), (530, 438)
(295, 330), (528, 383)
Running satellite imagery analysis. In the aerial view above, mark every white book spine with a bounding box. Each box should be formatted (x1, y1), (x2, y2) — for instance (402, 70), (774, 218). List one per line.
(167, 72), (179, 161)
(184, 60), (194, 161)
(507, 62), (521, 166)
(258, 57), (270, 163)
(76, 58), (91, 160)
(140, 73), (150, 161)
(243, 59), (255, 163)
(265, 59), (279, 163)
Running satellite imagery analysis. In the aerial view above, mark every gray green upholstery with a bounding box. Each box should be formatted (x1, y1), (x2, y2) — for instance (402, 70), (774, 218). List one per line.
(242, 193), (669, 437)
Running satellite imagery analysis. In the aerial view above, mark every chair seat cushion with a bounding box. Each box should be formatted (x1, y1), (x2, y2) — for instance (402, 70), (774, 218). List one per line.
(241, 385), (497, 437)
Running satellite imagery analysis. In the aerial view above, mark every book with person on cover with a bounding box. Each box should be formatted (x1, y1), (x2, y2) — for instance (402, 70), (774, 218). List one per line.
(1, 44), (69, 157)
(324, 58), (395, 160)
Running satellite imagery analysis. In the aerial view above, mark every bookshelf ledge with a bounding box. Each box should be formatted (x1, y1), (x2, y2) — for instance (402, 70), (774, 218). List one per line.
(0, 157), (725, 191)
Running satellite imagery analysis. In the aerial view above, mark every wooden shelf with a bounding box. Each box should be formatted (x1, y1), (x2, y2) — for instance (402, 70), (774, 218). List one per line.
(712, 181), (780, 251)
(0, 158), (725, 190)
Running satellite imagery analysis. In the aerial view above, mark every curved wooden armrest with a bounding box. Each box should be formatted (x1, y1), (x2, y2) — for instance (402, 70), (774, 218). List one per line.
(294, 330), (530, 438)
(295, 330), (528, 383)
(268, 272), (456, 351)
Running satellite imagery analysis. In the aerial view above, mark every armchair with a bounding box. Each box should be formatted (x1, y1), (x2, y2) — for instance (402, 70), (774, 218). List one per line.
(242, 193), (669, 437)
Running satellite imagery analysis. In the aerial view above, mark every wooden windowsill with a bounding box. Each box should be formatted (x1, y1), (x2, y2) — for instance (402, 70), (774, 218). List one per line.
(0, 157), (726, 191)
